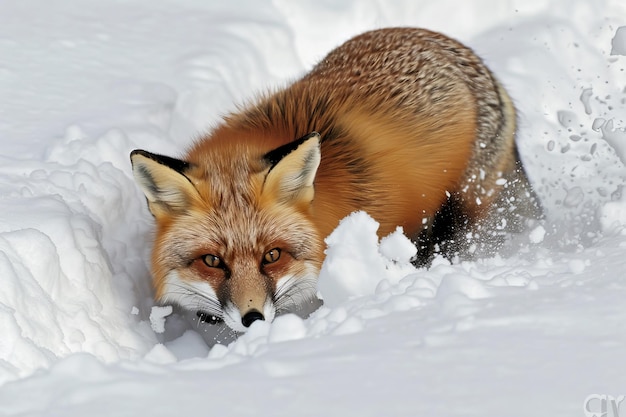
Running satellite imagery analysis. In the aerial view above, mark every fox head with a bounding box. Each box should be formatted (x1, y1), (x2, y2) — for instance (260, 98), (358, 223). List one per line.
(130, 132), (324, 333)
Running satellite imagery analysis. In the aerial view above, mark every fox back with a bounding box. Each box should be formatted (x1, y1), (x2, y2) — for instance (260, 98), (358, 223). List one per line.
(131, 28), (540, 334)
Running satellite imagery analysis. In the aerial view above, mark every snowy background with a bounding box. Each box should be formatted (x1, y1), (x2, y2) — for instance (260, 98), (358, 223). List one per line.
(1, 0), (625, 416)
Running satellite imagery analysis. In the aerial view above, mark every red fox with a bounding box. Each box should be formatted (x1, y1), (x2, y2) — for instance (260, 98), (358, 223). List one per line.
(131, 28), (540, 333)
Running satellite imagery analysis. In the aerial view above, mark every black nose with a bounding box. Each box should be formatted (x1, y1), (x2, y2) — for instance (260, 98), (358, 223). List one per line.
(241, 310), (265, 327)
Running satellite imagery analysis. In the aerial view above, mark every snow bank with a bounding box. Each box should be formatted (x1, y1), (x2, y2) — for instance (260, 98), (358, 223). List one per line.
(0, 127), (157, 382)
(0, 0), (303, 383)
(0, 0), (625, 415)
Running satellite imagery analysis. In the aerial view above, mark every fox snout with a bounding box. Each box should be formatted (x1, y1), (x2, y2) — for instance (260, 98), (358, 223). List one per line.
(180, 268), (320, 333)
(222, 304), (275, 332)
(221, 277), (277, 332)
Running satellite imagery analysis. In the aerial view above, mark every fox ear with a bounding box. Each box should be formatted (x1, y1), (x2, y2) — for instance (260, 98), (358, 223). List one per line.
(130, 150), (199, 216)
(262, 132), (321, 205)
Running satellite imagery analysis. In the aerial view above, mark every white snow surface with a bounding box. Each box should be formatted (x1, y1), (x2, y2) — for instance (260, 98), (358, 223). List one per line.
(1, 1), (626, 416)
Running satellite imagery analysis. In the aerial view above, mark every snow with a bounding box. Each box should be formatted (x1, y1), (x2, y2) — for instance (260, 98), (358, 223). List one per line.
(528, 224), (547, 244)
(611, 26), (626, 56)
(149, 306), (173, 334)
(1, 0), (625, 416)
(318, 212), (418, 307)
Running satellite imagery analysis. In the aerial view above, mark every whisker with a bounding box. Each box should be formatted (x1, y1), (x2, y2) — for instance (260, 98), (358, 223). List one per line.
(163, 281), (224, 321)
(274, 273), (319, 315)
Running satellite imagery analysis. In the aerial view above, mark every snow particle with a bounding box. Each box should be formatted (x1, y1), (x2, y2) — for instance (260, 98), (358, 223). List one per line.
(599, 199), (626, 234)
(557, 110), (578, 128)
(598, 119), (626, 165)
(611, 26), (626, 56)
(528, 225), (546, 244)
(580, 88), (593, 115)
(149, 305), (173, 333)
(592, 118), (605, 131)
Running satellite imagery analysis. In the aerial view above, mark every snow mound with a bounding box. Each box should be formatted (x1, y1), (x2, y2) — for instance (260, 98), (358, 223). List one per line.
(0, 129), (159, 382)
(318, 211), (417, 307)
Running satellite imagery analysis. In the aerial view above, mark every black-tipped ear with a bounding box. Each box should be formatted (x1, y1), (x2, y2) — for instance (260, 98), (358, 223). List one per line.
(132, 150), (191, 174)
(130, 150), (199, 216)
(262, 132), (321, 205)
(264, 132), (321, 168)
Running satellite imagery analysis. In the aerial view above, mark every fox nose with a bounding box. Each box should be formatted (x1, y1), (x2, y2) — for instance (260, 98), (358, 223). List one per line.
(241, 310), (265, 327)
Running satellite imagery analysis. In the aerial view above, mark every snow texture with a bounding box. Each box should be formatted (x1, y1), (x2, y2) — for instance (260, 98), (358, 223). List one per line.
(611, 26), (626, 56)
(0, 1), (625, 416)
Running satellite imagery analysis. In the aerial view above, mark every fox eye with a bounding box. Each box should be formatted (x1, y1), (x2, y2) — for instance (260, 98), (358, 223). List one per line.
(201, 254), (222, 268)
(263, 248), (281, 264)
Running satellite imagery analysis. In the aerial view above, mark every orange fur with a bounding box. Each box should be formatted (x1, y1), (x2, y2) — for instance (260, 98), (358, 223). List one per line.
(130, 27), (540, 332)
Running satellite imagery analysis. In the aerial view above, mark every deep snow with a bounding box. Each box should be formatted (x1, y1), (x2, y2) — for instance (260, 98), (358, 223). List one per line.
(0, 1), (625, 416)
